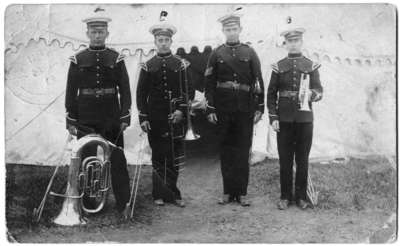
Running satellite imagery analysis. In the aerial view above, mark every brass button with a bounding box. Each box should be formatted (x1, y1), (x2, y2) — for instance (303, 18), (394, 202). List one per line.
(96, 74), (99, 76)
(97, 59), (99, 62)
(163, 64), (166, 67)
(163, 76), (167, 80)
(294, 65), (297, 67)
(97, 66), (100, 69)
(293, 71), (296, 74)
(163, 70), (166, 73)
(232, 54), (236, 57)
(293, 60), (297, 63)
(233, 73), (237, 77)
(96, 95), (99, 98)
(96, 53), (99, 56)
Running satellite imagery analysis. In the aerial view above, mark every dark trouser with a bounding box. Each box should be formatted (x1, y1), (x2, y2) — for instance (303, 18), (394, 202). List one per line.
(277, 122), (313, 201)
(77, 123), (130, 212)
(148, 119), (183, 202)
(217, 111), (254, 197)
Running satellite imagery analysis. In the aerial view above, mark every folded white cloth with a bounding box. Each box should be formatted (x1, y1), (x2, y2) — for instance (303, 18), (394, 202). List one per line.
(191, 90), (206, 110)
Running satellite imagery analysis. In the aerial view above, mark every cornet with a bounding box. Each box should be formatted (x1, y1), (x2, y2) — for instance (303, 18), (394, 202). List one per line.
(299, 73), (311, 111)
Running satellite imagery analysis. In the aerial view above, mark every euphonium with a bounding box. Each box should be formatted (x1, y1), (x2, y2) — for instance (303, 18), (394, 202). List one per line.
(50, 134), (112, 226)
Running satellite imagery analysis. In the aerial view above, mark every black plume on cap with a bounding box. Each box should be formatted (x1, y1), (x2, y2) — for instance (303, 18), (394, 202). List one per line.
(160, 11), (168, 21)
(94, 7), (105, 13)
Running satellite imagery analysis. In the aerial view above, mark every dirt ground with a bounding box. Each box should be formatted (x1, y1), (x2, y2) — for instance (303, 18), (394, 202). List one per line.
(6, 145), (396, 243)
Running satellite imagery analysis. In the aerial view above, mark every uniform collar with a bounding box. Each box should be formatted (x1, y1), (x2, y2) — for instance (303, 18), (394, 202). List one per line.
(288, 53), (303, 59)
(88, 45), (106, 51)
(225, 41), (241, 47)
(156, 51), (173, 58)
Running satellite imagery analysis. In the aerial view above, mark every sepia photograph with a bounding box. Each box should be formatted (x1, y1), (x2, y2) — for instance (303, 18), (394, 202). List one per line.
(4, 2), (397, 243)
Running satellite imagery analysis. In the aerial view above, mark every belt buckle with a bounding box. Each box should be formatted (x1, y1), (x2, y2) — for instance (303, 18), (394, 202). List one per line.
(231, 82), (239, 91)
(94, 88), (104, 97)
(291, 91), (298, 101)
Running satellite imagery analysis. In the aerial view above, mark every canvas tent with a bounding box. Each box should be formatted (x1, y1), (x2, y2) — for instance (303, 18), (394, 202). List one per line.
(5, 4), (396, 166)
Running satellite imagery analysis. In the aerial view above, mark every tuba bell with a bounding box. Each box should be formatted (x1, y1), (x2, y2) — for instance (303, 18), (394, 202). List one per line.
(50, 134), (112, 226)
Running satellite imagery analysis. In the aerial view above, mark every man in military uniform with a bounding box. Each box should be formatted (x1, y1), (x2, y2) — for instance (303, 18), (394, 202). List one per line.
(65, 12), (132, 217)
(204, 13), (265, 206)
(267, 28), (323, 210)
(136, 17), (194, 207)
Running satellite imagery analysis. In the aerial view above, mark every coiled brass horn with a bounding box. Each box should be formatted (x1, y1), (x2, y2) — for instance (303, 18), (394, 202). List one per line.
(50, 134), (112, 226)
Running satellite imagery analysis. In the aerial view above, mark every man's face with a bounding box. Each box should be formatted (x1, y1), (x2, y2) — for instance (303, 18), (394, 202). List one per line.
(285, 38), (303, 54)
(86, 26), (109, 47)
(154, 35), (172, 53)
(222, 24), (242, 43)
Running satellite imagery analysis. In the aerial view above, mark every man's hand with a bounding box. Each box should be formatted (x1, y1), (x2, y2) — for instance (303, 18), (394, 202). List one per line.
(169, 110), (184, 124)
(310, 89), (322, 102)
(120, 122), (129, 131)
(271, 120), (280, 132)
(308, 89), (313, 102)
(254, 111), (262, 124)
(67, 125), (77, 136)
(140, 121), (151, 133)
(207, 113), (218, 124)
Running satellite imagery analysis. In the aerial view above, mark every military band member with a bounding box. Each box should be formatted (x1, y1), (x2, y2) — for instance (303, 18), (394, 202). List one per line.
(136, 18), (194, 207)
(267, 28), (323, 210)
(205, 13), (265, 206)
(65, 13), (132, 218)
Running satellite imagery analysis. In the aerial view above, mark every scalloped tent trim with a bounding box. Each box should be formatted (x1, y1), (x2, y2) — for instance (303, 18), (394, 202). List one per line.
(5, 37), (395, 68)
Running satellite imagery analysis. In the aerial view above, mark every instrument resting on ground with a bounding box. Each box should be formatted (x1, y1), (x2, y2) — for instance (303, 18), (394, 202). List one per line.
(50, 134), (113, 226)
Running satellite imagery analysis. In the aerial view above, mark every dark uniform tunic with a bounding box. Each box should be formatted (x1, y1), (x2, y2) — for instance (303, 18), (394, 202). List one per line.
(267, 53), (323, 201)
(136, 52), (194, 201)
(65, 45), (132, 211)
(205, 42), (265, 198)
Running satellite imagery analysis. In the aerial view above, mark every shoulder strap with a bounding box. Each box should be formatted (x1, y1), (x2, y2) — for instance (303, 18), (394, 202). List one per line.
(116, 53), (126, 63)
(69, 55), (77, 65)
(271, 63), (279, 73)
(139, 62), (148, 71)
